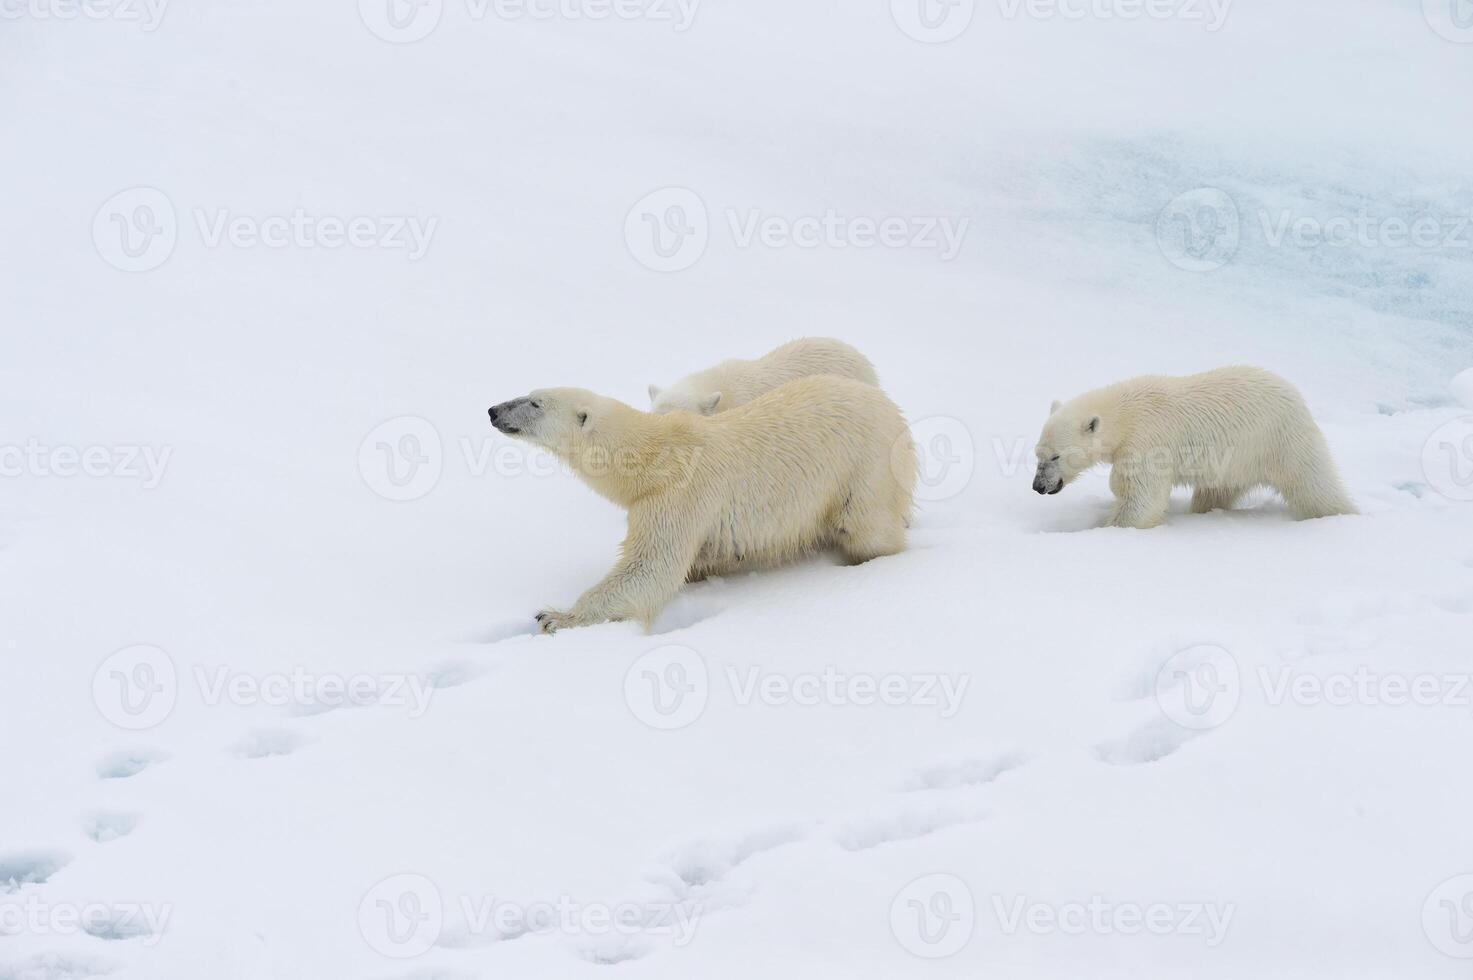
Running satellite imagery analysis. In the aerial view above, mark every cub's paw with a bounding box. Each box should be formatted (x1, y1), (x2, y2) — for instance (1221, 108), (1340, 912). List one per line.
(535, 609), (576, 634)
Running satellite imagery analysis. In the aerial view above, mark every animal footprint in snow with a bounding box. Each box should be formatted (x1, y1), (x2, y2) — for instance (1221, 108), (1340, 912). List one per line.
(651, 822), (809, 894)
(903, 751), (1027, 792)
(829, 800), (989, 852)
(0, 953), (114, 978)
(0, 850), (72, 892)
(424, 659), (487, 690)
(95, 748), (169, 780)
(230, 729), (308, 759)
(82, 810), (140, 843)
(1431, 589), (1473, 616)
(574, 934), (652, 965)
(82, 906), (164, 942)
(1095, 716), (1201, 766)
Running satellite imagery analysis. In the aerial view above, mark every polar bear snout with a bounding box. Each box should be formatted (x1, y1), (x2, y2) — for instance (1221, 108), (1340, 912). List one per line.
(488, 396), (541, 436)
(1032, 464), (1063, 495)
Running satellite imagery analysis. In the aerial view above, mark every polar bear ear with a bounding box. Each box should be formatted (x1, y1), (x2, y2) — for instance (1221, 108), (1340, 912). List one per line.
(1084, 416), (1100, 434)
(1049, 399), (1062, 415)
(648, 384), (661, 405)
(698, 392), (722, 415)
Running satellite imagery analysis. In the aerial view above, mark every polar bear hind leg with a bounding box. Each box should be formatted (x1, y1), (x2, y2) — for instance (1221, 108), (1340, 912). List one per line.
(1190, 485), (1247, 514)
(833, 458), (910, 564)
(1271, 431), (1357, 520)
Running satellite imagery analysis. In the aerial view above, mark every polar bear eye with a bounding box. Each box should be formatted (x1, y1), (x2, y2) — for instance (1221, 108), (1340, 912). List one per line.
(1050, 455), (1060, 462)
(576, 411), (588, 426)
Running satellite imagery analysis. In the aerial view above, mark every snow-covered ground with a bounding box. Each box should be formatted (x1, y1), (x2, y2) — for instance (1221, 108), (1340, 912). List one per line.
(4, 0), (1473, 976)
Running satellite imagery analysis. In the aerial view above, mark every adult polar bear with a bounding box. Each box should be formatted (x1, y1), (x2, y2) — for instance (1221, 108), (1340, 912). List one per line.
(488, 376), (916, 633)
(1033, 366), (1356, 529)
(649, 337), (878, 415)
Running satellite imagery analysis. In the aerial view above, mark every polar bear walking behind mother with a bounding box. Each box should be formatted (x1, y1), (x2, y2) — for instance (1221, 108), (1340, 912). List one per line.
(489, 375), (917, 633)
(1033, 366), (1357, 529)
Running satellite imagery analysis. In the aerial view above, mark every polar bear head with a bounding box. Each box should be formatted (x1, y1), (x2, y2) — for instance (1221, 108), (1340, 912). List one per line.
(1032, 399), (1105, 495)
(648, 381), (722, 416)
(488, 387), (628, 460)
(489, 387), (692, 505)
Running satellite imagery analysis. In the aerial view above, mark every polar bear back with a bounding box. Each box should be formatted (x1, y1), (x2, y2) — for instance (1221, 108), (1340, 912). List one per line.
(653, 337), (879, 415)
(673, 375), (914, 568)
(1093, 366), (1331, 487)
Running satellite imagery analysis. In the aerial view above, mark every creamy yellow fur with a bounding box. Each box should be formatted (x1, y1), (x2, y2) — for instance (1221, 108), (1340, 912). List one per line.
(1034, 366), (1357, 529)
(649, 337), (879, 415)
(491, 376), (916, 632)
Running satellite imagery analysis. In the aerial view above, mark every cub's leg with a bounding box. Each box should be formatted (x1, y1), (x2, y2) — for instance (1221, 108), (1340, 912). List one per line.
(537, 502), (706, 633)
(1272, 430), (1357, 520)
(1190, 486), (1246, 514)
(1106, 468), (1173, 529)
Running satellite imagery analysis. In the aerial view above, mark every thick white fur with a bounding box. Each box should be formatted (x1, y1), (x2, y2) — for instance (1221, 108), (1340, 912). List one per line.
(1034, 366), (1357, 529)
(649, 337), (879, 415)
(496, 376), (916, 632)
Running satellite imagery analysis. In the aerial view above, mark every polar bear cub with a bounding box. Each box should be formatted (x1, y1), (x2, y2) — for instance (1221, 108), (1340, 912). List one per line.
(649, 337), (879, 415)
(488, 375), (916, 633)
(1033, 366), (1356, 529)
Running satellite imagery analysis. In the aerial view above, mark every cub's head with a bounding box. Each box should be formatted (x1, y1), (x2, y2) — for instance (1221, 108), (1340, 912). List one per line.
(488, 387), (625, 460)
(1033, 399), (1106, 495)
(648, 382), (722, 416)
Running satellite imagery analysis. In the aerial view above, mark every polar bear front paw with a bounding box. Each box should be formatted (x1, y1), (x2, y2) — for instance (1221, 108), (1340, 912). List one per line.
(534, 609), (578, 634)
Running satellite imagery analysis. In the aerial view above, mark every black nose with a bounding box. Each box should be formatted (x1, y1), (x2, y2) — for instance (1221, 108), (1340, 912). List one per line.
(487, 406), (498, 421)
